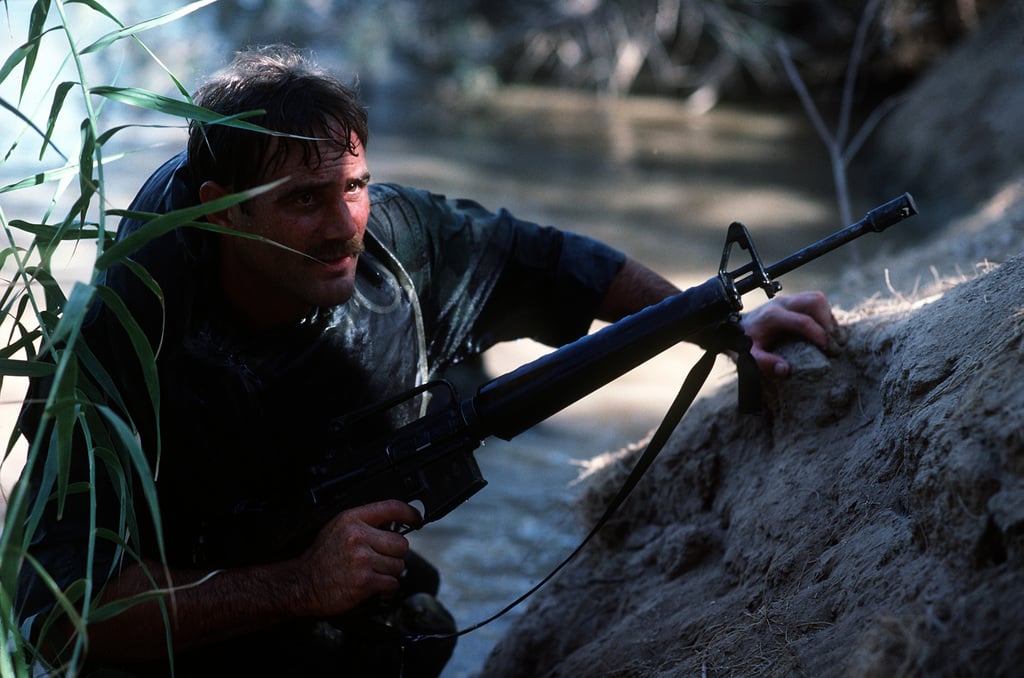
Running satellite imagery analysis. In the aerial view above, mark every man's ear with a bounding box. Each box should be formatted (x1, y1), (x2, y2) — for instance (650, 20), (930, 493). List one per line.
(199, 180), (236, 229)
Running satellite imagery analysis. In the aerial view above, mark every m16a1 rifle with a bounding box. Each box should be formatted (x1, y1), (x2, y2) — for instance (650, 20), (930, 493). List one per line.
(201, 193), (918, 566)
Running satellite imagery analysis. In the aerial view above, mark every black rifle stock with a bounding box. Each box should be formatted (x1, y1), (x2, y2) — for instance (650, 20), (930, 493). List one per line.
(201, 193), (917, 566)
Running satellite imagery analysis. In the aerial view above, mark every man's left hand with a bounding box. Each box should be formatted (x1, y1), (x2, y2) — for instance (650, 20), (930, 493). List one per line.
(740, 291), (838, 377)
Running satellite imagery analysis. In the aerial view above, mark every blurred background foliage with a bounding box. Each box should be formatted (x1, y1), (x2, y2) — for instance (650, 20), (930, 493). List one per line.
(206, 0), (999, 109)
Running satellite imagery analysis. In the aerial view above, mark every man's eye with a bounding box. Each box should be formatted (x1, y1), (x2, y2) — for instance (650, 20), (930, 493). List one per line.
(346, 175), (370, 194)
(297, 192), (315, 205)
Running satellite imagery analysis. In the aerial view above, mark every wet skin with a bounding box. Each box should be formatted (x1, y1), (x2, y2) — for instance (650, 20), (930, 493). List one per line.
(200, 133), (372, 329)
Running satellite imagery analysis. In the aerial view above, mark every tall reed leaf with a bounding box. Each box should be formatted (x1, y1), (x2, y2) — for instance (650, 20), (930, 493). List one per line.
(78, 0), (218, 54)
(0, 3), (223, 673)
(91, 86), (267, 130)
(95, 178), (285, 269)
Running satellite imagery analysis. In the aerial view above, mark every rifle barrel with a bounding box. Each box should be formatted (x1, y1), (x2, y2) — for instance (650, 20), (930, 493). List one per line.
(735, 192), (918, 295)
(469, 193), (918, 440)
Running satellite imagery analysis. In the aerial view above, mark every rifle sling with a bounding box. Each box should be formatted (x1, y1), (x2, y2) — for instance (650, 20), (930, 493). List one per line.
(409, 320), (756, 644)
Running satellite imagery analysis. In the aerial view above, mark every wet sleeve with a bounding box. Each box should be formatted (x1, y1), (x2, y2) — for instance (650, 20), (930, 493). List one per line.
(471, 215), (626, 348)
(369, 184), (625, 369)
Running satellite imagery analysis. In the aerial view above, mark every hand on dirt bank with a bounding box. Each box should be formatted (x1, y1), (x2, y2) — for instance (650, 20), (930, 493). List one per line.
(740, 290), (838, 377)
(293, 499), (422, 618)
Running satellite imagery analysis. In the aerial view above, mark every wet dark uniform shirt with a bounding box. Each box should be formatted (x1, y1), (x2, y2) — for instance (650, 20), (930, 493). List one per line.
(17, 153), (625, 674)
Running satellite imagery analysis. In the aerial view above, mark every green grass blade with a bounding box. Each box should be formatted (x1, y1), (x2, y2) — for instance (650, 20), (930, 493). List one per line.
(95, 178), (284, 269)
(90, 86), (268, 130)
(6, 220), (103, 242)
(0, 38), (35, 86)
(18, 552), (87, 666)
(50, 356), (79, 519)
(1, 164), (81, 194)
(94, 285), (159, 426)
(0, 359), (56, 378)
(1, 148), (133, 194)
(0, 93), (68, 164)
(0, 574), (31, 676)
(96, 404), (165, 564)
(43, 281), (91, 353)
(21, 0), (52, 97)
(20, 267), (67, 329)
(78, 0), (218, 54)
(40, 82), (76, 160)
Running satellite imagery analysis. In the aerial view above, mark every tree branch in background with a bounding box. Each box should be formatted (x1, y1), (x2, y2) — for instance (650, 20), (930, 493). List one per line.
(776, 0), (903, 248)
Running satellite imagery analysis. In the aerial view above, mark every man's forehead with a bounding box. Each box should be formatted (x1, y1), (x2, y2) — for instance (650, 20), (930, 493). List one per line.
(265, 133), (367, 178)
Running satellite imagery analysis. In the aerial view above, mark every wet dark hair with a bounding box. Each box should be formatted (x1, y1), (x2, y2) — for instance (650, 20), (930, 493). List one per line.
(187, 45), (369, 192)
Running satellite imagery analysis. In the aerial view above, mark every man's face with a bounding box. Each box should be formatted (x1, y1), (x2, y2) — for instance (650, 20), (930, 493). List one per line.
(204, 133), (372, 327)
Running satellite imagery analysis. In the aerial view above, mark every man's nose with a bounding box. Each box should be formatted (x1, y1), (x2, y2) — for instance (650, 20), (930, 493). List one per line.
(325, 200), (359, 239)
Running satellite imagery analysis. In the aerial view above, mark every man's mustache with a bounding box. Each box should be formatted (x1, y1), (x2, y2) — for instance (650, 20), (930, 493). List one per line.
(308, 235), (365, 264)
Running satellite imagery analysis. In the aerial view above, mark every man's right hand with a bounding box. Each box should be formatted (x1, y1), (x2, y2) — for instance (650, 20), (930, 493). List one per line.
(82, 499), (423, 663)
(293, 499), (423, 618)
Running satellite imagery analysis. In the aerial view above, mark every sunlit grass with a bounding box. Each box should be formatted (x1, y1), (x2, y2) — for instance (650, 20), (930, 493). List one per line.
(0, 2), (239, 674)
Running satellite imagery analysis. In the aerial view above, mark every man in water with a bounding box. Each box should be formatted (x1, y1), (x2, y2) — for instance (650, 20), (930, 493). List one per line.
(17, 45), (836, 677)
